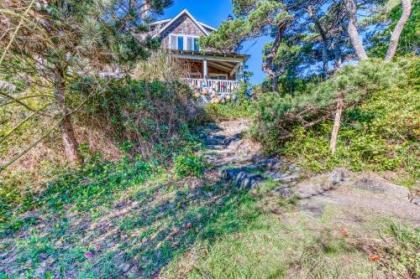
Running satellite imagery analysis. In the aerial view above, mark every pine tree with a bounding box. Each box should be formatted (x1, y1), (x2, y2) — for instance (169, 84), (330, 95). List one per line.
(0, 0), (171, 167)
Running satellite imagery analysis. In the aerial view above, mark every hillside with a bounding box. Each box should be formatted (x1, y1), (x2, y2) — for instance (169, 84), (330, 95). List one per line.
(1, 0), (419, 278)
(252, 58), (419, 188)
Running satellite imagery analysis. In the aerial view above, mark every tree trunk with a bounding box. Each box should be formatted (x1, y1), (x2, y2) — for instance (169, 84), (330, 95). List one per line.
(54, 69), (83, 166)
(344, 0), (368, 61)
(385, 0), (412, 62)
(263, 22), (287, 91)
(332, 41), (343, 71)
(308, 5), (330, 77)
(321, 44), (329, 77)
(330, 93), (344, 154)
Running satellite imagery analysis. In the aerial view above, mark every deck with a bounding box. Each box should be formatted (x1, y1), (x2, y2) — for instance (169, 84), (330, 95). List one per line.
(181, 78), (241, 103)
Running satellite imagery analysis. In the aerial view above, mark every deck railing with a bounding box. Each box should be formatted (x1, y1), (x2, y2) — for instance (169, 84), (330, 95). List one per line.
(181, 78), (240, 94)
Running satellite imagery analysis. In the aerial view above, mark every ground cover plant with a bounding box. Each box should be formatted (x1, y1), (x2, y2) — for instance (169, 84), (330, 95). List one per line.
(204, 84), (256, 121)
(0, 159), (256, 278)
(1, 0), (419, 278)
(252, 58), (419, 186)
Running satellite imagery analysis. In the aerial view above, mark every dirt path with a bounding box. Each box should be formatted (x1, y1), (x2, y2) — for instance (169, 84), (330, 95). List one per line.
(200, 119), (420, 226)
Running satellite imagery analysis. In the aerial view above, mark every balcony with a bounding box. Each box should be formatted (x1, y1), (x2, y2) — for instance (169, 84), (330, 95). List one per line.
(181, 78), (241, 103)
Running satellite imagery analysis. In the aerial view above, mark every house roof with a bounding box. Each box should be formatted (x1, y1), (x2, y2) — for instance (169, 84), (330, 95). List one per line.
(152, 9), (216, 38)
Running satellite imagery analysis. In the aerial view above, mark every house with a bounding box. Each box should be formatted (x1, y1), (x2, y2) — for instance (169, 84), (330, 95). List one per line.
(149, 9), (248, 103)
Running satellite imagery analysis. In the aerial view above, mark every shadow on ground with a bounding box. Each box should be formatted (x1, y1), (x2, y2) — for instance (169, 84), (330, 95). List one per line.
(0, 122), (261, 278)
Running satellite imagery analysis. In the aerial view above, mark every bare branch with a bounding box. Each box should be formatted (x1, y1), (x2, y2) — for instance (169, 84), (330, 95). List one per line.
(0, 0), (36, 66)
(0, 91), (50, 116)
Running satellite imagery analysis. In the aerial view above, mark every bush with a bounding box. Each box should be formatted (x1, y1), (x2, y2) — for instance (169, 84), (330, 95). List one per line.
(173, 154), (206, 178)
(252, 58), (419, 184)
(204, 84), (256, 120)
(71, 77), (203, 162)
(0, 78), (204, 223)
(252, 59), (407, 147)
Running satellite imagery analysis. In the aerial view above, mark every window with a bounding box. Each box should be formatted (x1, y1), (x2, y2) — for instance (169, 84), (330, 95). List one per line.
(169, 35), (200, 51)
(177, 36), (184, 51)
(194, 38), (200, 51)
(187, 37), (193, 51)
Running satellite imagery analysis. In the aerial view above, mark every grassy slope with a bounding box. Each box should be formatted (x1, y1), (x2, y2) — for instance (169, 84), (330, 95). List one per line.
(1, 61), (418, 278)
(2, 161), (418, 278)
(254, 58), (419, 187)
(161, 180), (419, 279)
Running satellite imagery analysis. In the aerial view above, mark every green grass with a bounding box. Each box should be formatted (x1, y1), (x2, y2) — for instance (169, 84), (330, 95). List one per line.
(174, 154), (206, 178)
(0, 156), (258, 278)
(161, 208), (375, 279)
(1, 154), (418, 278)
(205, 99), (256, 121)
(161, 205), (420, 279)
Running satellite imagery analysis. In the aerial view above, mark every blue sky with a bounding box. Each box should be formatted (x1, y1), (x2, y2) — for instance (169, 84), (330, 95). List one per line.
(158, 0), (271, 85)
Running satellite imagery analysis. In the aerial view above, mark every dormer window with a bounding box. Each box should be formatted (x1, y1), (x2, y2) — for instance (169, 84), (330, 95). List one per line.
(169, 35), (200, 52)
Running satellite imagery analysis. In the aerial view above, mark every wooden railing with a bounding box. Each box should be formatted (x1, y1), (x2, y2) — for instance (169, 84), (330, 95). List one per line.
(181, 78), (240, 94)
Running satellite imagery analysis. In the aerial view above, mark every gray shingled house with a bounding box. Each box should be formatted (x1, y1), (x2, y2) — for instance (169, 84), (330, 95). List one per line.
(149, 9), (248, 101)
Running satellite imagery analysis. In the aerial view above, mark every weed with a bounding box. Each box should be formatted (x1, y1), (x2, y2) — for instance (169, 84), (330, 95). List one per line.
(174, 155), (206, 178)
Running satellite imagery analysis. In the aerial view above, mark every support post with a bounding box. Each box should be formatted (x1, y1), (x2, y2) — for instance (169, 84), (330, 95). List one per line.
(203, 59), (208, 79)
(236, 62), (244, 81)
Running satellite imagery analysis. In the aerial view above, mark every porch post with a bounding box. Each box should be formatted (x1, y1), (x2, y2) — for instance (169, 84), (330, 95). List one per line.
(203, 59), (208, 79)
(237, 62), (244, 81)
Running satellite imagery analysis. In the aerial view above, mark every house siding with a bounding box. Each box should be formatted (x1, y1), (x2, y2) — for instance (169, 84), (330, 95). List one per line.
(160, 15), (206, 48)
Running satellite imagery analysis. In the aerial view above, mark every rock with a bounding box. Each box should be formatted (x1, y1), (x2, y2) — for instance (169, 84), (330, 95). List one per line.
(294, 170), (420, 225)
(274, 186), (294, 198)
(273, 173), (300, 183)
(120, 263), (131, 273)
(354, 177), (387, 193)
(222, 168), (263, 189)
(411, 197), (420, 206)
(330, 168), (347, 185)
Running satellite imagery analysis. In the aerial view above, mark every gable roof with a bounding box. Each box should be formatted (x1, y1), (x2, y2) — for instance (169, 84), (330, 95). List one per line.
(152, 9), (215, 38)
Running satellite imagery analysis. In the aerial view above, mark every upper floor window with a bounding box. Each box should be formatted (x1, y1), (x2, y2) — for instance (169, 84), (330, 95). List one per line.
(177, 36), (184, 51)
(170, 35), (200, 51)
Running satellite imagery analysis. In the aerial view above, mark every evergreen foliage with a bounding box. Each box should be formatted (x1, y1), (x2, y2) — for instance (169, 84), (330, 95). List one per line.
(252, 58), (419, 184)
(202, 0), (413, 91)
(0, 0), (172, 166)
(370, 0), (419, 57)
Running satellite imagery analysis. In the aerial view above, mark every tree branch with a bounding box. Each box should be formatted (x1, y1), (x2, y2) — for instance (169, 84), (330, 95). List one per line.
(0, 0), (36, 66)
(0, 91), (50, 116)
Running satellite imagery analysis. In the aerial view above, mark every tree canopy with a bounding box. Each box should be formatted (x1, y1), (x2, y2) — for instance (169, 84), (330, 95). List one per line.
(0, 0), (172, 166)
(202, 0), (414, 92)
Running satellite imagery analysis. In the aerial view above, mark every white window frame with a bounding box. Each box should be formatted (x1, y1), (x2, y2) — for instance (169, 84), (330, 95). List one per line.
(169, 34), (200, 51)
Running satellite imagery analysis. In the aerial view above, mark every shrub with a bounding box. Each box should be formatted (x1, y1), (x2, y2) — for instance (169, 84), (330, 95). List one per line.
(173, 154), (206, 178)
(71, 77), (202, 163)
(204, 84), (256, 120)
(252, 58), (419, 184)
(252, 59), (407, 147)
(0, 78), (204, 222)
